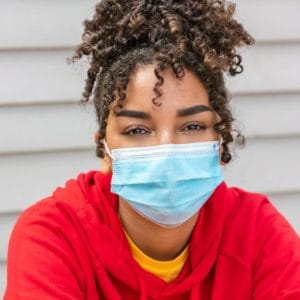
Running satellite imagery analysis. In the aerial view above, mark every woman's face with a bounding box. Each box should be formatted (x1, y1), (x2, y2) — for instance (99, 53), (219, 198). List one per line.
(104, 63), (221, 165)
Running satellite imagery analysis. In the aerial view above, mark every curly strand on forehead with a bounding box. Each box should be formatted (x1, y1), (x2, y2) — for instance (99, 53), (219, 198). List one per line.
(71, 0), (254, 161)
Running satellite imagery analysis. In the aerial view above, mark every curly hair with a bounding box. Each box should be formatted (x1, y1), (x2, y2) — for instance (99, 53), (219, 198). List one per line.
(72, 0), (254, 162)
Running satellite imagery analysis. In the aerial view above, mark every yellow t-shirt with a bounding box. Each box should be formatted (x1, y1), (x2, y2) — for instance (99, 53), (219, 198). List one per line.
(125, 231), (189, 283)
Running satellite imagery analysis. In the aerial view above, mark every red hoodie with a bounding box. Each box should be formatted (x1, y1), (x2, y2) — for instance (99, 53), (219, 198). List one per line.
(4, 171), (300, 299)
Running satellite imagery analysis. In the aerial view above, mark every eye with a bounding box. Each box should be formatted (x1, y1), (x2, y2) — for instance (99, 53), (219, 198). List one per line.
(181, 122), (206, 132)
(122, 126), (151, 136)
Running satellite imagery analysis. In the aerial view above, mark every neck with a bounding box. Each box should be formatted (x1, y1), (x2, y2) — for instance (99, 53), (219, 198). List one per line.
(118, 199), (199, 261)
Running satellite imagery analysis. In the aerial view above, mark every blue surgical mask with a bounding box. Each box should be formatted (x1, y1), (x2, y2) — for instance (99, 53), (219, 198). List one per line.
(104, 141), (223, 228)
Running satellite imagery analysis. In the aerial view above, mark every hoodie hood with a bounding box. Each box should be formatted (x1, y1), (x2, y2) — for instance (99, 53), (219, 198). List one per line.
(6, 170), (300, 299)
(52, 170), (236, 299)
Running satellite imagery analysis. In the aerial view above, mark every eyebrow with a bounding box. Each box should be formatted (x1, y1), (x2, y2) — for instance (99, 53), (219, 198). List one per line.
(116, 109), (151, 119)
(177, 105), (213, 117)
(115, 104), (213, 119)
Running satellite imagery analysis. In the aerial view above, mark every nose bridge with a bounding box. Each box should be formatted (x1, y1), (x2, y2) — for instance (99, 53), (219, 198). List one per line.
(153, 105), (177, 145)
(157, 128), (176, 145)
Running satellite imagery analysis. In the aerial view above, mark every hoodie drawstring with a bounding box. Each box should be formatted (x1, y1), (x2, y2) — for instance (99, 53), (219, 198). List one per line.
(135, 264), (147, 300)
(190, 283), (200, 300)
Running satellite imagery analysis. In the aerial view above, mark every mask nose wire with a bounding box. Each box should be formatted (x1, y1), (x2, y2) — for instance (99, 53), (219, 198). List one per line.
(102, 139), (114, 160)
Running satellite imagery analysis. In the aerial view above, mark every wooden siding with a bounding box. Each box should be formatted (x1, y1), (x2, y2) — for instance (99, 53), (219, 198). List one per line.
(0, 0), (299, 295)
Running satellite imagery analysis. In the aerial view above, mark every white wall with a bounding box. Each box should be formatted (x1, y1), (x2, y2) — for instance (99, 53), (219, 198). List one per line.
(0, 0), (299, 295)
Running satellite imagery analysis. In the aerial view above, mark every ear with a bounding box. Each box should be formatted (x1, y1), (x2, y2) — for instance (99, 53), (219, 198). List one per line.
(102, 157), (113, 174)
(94, 131), (100, 144)
(219, 141), (226, 166)
(95, 132), (113, 174)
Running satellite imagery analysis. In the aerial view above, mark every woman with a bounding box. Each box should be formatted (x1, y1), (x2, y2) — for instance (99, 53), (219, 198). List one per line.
(5, 0), (300, 299)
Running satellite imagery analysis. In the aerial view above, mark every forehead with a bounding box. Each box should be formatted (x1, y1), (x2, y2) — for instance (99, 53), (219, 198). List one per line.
(116, 64), (210, 111)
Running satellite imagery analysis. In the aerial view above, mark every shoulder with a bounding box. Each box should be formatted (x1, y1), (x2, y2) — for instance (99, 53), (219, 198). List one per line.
(4, 171), (102, 298)
(222, 185), (300, 298)
(6, 171), (114, 272)
(10, 170), (114, 241)
(221, 185), (299, 265)
(228, 186), (298, 235)
(225, 185), (299, 246)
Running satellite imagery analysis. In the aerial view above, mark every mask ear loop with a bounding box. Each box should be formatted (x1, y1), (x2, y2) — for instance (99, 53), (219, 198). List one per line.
(102, 139), (114, 160)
